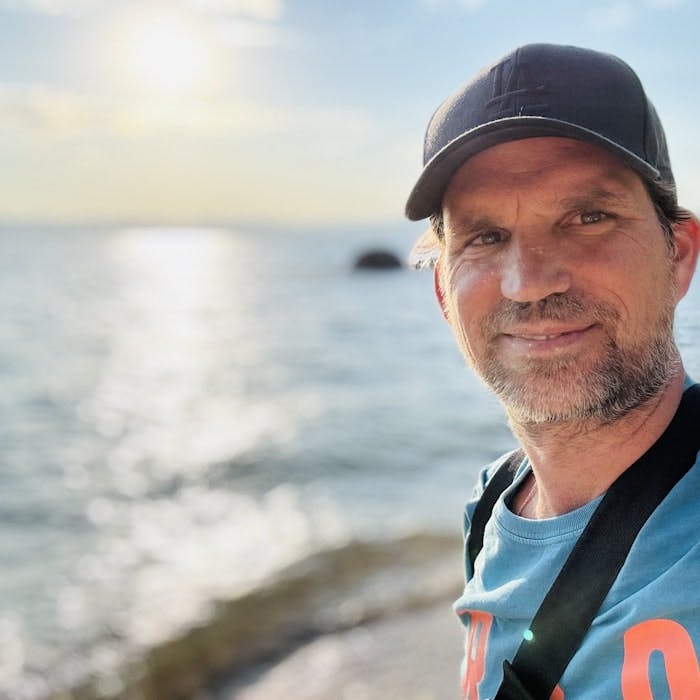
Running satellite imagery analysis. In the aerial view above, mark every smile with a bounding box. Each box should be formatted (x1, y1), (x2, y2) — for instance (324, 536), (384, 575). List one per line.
(500, 324), (598, 351)
(516, 330), (587, 341)
(518, 333), (572, 341)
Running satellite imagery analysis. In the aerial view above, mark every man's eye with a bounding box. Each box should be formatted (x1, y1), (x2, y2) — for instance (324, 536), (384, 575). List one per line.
(470, 230), (505, 246)
(579, 211), (608, 225)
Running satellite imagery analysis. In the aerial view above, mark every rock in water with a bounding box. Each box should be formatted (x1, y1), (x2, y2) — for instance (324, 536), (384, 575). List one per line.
(353, 249), (403, 270)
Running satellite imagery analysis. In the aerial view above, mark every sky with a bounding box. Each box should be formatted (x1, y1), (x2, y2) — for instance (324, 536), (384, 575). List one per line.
(0, 0), (698, 228)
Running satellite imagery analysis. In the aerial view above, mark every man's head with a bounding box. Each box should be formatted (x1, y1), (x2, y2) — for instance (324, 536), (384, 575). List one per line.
(405, 44), (700, 425)
(406, 43), (690, 267)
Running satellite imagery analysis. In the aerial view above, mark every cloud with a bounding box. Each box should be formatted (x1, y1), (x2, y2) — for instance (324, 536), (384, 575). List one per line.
(0, 84), (372, 141)
(0, 84), (101, 135)
(586, 0), (684, 30)
(0, 0), (105, 14)
(0, 83), (384, 225)
(116, 99), (371, 138)
(418, 0), (489, 10)
(0, 0), (284, 20)
(213, 17), (291, 48)
(587, 1), (636, 30)
(186, 0), (283, 21)
(645, 0), (684, 7)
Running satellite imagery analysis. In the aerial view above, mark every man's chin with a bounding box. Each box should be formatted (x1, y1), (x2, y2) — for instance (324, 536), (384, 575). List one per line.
(495, 388), (599, 425)
(489, 365), (672, 426)
(482, 359), (625, 424)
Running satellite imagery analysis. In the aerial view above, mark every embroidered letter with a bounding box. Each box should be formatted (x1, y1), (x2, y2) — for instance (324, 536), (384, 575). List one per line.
(487, 56), (549, 119)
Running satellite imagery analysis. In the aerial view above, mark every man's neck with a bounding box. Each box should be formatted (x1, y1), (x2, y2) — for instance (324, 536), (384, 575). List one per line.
(509, 369), (687, 519)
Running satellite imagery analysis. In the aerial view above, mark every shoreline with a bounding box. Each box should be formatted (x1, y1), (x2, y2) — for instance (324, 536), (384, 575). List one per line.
(39, 534), (465, 700)
(210, 596), (465, 700)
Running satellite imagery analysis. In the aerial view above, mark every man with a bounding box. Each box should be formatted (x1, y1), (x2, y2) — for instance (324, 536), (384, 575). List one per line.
(404, 44), (700, 699)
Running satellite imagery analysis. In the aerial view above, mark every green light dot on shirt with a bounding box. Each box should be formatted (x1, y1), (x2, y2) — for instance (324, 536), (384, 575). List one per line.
(523, 629), (534, 642)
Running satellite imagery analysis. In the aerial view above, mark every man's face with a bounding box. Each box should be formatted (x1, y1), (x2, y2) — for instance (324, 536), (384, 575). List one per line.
(437, 137), (686, 425)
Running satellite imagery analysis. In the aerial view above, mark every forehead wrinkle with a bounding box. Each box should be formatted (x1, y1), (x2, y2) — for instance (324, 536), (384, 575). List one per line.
(460, 176), (638, 218)
(462, 155), (641, 193)
(556, 189), (632, 211)
(447, 185), (546, 234)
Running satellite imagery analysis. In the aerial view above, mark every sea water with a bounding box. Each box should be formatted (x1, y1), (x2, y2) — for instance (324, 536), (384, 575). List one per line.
(1, 225), (699, 699)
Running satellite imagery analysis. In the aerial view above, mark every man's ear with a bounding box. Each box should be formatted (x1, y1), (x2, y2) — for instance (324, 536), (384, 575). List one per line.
(671, 213), (700, 303)
(434, 262), (449, 321)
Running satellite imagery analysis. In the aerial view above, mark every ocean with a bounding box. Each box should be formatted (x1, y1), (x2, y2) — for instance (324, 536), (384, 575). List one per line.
(2, 225), (699, 699)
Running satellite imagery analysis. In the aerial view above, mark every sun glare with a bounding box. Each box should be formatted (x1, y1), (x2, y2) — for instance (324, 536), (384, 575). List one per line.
(125, 14), (214, 95)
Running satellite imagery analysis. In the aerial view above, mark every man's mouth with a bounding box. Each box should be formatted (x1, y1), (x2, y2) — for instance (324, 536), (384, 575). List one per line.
(513, 328), (591, 341)
(499, 324), (598, 351)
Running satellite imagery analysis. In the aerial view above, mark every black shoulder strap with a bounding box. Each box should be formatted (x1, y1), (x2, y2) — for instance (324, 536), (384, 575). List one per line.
(467, 449), (523, 573)
(495, 383), (700, 699)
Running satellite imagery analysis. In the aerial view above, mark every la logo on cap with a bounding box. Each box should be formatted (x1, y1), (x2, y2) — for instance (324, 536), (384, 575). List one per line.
(487, 54), (551, 119)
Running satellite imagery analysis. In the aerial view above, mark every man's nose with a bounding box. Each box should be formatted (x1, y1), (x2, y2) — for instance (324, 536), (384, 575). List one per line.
(499, 240), (572, 303)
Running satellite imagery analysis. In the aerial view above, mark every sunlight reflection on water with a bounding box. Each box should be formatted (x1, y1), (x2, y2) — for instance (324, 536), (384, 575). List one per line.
(79, 227), (283, 491)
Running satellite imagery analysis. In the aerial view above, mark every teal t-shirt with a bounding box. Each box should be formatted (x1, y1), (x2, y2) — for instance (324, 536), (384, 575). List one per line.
(455, 389), (700, 699)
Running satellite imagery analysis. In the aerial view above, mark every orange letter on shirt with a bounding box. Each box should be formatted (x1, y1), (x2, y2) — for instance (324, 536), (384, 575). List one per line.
(459, 610), (566, 700)
(622, 619), (700, 699)
(550, 685), (565, 700)
(461, 611), (493, 700)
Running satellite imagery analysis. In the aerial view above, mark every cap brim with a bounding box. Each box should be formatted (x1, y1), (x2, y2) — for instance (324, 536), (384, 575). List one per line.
(404, 117), (661, 221)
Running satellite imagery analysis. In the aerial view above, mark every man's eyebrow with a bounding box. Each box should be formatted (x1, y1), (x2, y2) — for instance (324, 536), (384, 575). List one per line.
(446, 215), (500, 236)
(557, 186), (634, 209)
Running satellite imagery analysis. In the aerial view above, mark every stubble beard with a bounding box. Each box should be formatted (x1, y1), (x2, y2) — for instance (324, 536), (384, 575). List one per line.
(463, 291), (680, 426)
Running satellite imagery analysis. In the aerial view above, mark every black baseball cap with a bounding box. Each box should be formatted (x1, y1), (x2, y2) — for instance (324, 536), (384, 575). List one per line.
(405, 43), (675, 222)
